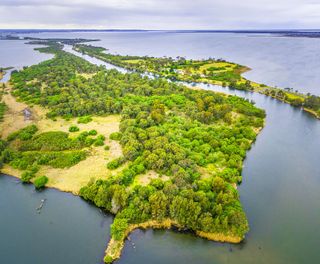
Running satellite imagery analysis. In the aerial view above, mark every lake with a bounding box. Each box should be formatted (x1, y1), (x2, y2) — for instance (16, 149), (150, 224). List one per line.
(1, 32), (320, 264)
(20, 31), (320, 95)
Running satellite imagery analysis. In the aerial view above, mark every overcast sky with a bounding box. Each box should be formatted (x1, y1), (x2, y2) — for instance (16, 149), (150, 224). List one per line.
(0, 0), (320, 29)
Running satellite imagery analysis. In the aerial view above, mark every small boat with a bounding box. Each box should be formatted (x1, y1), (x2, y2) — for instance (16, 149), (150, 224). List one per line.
(36, 199), (46, 213)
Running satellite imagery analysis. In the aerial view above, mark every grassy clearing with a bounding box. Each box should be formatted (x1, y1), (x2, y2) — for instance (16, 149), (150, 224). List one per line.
(0, 84), (39, 139)
(133, 170), (169, 186)
(124, 59), (143, 64)
(1, 83), (123, 193)
(77, 72), (97, 79)
(35, 115), (123, 193)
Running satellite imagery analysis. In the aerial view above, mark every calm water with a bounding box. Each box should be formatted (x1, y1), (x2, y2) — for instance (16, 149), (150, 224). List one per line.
(0, 40), (53, 68)
(0, 40), (53, 82)
(1, 33), (320, 264)
(0, 175), (111, 264)
(22, 31), (320, 95)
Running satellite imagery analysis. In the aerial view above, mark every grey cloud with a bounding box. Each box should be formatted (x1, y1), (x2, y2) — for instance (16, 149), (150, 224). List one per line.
(0, 0), (319, 29)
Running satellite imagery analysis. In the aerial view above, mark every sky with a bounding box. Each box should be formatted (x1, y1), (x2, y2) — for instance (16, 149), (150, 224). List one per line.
(0, 0), (320, 29)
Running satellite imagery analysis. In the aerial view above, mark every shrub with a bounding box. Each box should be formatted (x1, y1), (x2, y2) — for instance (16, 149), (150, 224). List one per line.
(94, 139), (104, 146)
(85, 137), (95, 146)
(69, 125), (80, 132)
(88, 129), (97, 135)
(104, 256), (113, 264)
(78, 116), (92, 124)
(107, 157), (126, 170)
(21, 171), (36, 183)
(97, 135), (105, 141)
(34, 176), (48, 189)
(46, 151), (87, 168)
(109, 132), (122, 141)
(104, 145), (110, 151)
(7, 125), (38, 141)
(94, 135), (105, 146)
(19, 131), (78, 151)
(111, 218), (128, 241)
(16, 150), (87, 169)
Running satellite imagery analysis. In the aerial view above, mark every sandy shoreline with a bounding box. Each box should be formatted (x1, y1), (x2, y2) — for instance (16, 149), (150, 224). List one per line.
(104, 219), (242, 263)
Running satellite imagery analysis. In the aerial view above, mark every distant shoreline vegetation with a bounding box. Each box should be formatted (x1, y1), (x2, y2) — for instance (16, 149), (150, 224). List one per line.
(73, 44), (320, 119)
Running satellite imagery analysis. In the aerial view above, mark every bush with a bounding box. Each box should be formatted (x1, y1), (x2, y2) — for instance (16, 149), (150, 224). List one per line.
(19, 131), (81, 151)
(88, 129), (97, 135)
(104, 255), (113, 264)
(104, 145), (110, 151)
(97, 135), (105, 141)
(109, 132), (122, 141)
(46, 151), (87, 168)
(107, 157), (126, 170)
(85, 137), (95, 146)
(78, 116), (92, 124)
(34, 176), (48, 189)
(111, 218), (128, 241)
(14, 150), (87, 169)
(7, 125), (38, 141)
(94, 135), (105, 146)
(21, 171), (36, 183)
(69, 125), (80, 132)
(94, 139), (104, 146)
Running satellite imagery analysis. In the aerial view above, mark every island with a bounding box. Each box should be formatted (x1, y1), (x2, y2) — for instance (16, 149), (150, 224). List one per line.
(73, 44), (320, 119)
(0, 40), (265, 263)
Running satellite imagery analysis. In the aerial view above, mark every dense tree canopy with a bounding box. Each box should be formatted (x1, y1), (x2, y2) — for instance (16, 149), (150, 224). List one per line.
(74, 44), (320, 118)
(7, 41), (266, 249)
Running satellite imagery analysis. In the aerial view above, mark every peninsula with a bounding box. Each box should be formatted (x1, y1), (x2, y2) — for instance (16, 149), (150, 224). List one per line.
(73, 44), (320, 119)
(0, 40), (265, 263)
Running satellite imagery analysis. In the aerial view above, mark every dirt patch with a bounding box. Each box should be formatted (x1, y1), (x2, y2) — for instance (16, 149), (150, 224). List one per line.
(0, 87), (35, 138)
(135, 170), (169, 186)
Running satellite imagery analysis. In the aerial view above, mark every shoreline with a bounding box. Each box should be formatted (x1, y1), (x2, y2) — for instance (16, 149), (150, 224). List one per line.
(1, 44), (259, 264)
(0, 71), (4, 81)
(73, 45), (320, 120)
(0, 170), (80, 196)
(104, 219), (242, 263)
(1, 54), (260, 263)
(1, 171), (243, 264)
(0, 81), (123, 195)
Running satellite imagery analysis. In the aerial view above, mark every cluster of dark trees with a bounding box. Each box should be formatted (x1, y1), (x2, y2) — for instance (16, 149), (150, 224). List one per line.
(304, 95), (320, 113)
(0, 88), (6, 122)
(9, 41), (266, 240)
(265, 88), (320, 115)
(75, 44), (320, 119)
(81, 176), (248, 241)
(0, 102), (6, 122)
(74, 44), (249, 85)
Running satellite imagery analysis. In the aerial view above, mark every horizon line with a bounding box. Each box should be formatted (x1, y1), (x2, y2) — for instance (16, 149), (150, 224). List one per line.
(1, 28), (320, 32)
